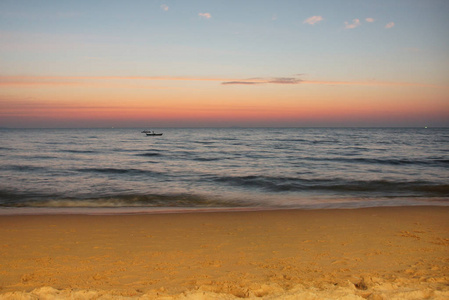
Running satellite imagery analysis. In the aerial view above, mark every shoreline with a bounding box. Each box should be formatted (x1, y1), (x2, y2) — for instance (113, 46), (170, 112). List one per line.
(1, 201), (448, 216)
(1, 206), (448, 299)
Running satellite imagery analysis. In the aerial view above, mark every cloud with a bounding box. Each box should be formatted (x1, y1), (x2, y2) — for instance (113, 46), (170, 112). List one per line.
(365, 18), (375, 23)
(160, 4), (169, 11)
(385, 22), (395, 29)
(303, 16), (323, 25)
(221, 81), (260, 85)
(198, 12), (211, 19)
(222, 77), (303, 85)
(345, 19), (361, 29)
(268, 78), (303, 84)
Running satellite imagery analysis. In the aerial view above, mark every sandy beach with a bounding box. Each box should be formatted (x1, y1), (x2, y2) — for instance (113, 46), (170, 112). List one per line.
(0, 206), (448, 299)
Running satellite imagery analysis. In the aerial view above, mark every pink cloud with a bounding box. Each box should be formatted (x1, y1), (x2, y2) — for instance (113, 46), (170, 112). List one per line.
(345, 19), (361, 29)
(198, 12), (211, 19)
(365, 18), (375, 23)
(385, 22), (395, 29)
(222, 77), (303, 85)
(303, 16), (323, 25)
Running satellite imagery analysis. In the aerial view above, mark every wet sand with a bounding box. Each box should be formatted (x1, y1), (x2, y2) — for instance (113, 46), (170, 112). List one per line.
(0, 206), (448, 299)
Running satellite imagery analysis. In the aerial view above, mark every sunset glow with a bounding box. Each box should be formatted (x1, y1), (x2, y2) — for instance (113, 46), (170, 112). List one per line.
(1, 1), (448, 127)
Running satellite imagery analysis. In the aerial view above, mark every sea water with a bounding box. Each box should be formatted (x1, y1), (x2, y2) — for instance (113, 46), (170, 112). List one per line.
(0, 128), (448, 214)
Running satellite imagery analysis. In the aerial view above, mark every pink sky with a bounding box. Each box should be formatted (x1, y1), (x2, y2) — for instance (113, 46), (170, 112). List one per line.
(1, 1), (448, 127)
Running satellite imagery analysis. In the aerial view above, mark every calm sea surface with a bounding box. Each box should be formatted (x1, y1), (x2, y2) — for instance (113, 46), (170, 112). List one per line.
(0, 128), (448, 214)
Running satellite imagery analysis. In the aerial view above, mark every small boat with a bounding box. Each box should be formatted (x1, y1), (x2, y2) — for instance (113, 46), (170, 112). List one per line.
(142, 130), (163, 136)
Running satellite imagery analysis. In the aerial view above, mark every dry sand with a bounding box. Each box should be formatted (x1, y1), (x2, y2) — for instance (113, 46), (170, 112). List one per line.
(0, 206), (448, 299)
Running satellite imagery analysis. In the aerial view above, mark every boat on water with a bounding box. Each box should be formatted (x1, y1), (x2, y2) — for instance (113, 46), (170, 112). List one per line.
(142, 130), (163, 136)
(146, 133), (163, 136)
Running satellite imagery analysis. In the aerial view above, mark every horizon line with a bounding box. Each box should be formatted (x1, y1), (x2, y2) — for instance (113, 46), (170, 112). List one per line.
(1, 126), (444, 129)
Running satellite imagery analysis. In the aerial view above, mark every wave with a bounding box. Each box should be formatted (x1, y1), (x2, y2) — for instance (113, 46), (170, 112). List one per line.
(61, 149), (98, 154)
(0, 165), (48, 172)
(76, 167), (162, 176)
(274, 138), (309, 143)
(349, 157), (448, 166)
(133, 151), (448, 167)
(136, 152), (163, 157)
(214, 175), (449, 196)
(193, 157), (225, 162)
(0, 193), (250, 208)
(29, 155), (56, 160)
(435, 159), (449, 164)
(0, 190), (60, 203)
(306, 157), (448, 166)
(193, 141), (216, 145)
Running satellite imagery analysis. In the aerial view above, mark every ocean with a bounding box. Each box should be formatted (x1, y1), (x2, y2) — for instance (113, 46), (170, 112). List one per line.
(0, 127), (448, 214)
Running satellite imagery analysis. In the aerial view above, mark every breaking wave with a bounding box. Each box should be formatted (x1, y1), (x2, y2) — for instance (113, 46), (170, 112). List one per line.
(0, 193), (251, 208)
(215, 176), (449, 196)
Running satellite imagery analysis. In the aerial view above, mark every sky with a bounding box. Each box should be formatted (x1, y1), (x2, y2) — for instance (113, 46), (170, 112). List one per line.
(0, 0), (448, 128)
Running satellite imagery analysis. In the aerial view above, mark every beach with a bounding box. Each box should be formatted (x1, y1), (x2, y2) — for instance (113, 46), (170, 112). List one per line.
(0, 206), (448, 299)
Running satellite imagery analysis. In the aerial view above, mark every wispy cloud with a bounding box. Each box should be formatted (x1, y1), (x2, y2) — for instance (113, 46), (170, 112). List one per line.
(385, 22), (395, 29)
(221, 81), (260, 85)
(221, 77), (443, 88)
(345, 19), (361, 29)
(268, 78), (303, 84)
(160, 4), (169, 11)
(303, 16), (323, 25)
(198, 12), (211, 19)
(365, 18), (375, 23)
(222, 77), (303, 85)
